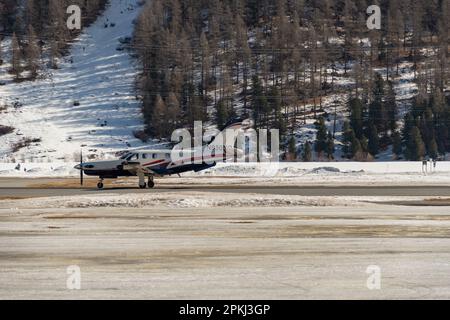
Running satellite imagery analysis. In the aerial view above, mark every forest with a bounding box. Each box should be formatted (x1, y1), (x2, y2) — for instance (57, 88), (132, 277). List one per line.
(0, 0), (107, 78)
(0, 0), (448, 161)
(133, 0), (449, 161)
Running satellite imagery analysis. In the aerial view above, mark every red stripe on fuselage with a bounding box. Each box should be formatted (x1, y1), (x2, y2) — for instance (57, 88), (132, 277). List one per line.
(142, 159), (166, 167)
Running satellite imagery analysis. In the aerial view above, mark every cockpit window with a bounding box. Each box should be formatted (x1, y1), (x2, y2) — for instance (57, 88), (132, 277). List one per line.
(121, 153), (138, 161)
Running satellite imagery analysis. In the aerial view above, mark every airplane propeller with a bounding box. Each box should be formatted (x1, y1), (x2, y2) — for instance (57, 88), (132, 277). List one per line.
(79, 150), (84, 186)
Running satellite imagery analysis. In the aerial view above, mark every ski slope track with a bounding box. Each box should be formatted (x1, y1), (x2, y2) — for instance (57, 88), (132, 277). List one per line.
(0, 0), (145, 162)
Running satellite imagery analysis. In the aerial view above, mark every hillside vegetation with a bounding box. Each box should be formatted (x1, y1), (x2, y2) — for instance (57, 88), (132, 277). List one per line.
(133, 0), (449, 161)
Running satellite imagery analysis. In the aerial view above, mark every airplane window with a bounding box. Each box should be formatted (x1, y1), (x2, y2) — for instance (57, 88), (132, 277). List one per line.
(153, 154), (158, 159)
(127, 154), (138, 161)
(142, 154), (147, 159)
(166, 154), (171, 160)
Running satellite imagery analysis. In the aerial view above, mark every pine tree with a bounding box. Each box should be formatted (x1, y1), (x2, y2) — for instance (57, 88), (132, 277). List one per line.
(360, 135), (369, 154)
(405, 126), (426, 161)
(385, 81), (398, 133)
(49, 40), (60, 69)
(368, 124), (380, 156)
(342, 121), (353, 158)
(152, 95), (167, 139)
(166, 92), (181, 134)
(215, 99), (230, 130)
(302, 142), (312, 162)
(428, 138), (438, 159)
(315, 117), (328, 157)
(10, 33), (21, 80)
(251, 76), (268, 130)
(326, 132), (335, 160)
(392, 131), (403, 158)
(351, 136), (363, 160)
(369, 73), (386, 133)
(288, 136), (297, 160)
(25, 25), (40, 79)
(348, 98), (364, 139)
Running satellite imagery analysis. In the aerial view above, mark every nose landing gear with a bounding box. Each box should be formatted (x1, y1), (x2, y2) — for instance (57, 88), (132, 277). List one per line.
(97, 178), (104, 189)
(139, 182), (147, 189)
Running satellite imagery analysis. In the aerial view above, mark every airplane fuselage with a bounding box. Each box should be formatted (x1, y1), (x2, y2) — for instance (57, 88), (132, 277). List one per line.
(75, 149), (223, 189)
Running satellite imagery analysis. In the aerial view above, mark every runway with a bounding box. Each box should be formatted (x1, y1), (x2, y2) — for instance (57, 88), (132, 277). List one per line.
(0, 178), (450, 199)
(2, 177), (450, 299)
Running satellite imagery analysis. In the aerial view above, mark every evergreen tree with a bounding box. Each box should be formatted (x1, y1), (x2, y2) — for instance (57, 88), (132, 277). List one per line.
(342, 121), (353, 158)
(10, 33), (21, 80)
(360, 135), (369, 154)
(428, 137), (438, 159)
(348, 98), (364, 139)
(302, 142), (312, 162)
(25, 25), (40, 79)
(367, 124), (380, 156)
(166, 92), (181, 134)
(326, 132), (335, 160)
(369, 73), (386, 133)
(215, 98), (235, 130)
(392, 131), (403, 158)
(385, 81), (398, 132)
(314, 117), (328, 157)
(351, 136), (363, 160)
(405, 126), (426, 161)
(288, 136), (298, 160)
(151, 95), (167, 139)
(250, 76), (268, 130)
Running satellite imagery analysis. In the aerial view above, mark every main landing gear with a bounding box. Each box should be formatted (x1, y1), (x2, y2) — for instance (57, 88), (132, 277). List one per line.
(96, 176), (155, 190)
(138, 171), (155, 189)
(139, 177), (155, 189)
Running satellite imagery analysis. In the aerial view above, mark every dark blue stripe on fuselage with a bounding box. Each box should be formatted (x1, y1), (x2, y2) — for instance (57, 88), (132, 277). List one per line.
(83, 163), (216, 178)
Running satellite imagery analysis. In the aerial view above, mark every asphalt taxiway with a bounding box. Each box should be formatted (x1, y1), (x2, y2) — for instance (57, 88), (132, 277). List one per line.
(0, 178), (450, 199)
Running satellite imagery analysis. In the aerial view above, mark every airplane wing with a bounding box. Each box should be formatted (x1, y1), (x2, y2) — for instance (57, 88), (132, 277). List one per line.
(123, 160), (169, 176)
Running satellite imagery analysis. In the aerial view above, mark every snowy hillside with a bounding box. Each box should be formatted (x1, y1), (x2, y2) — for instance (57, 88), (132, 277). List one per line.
(0, 0), (146, 163)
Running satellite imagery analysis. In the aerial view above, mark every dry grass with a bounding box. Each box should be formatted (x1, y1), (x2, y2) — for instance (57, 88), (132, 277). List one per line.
(11, 137), (42, 153)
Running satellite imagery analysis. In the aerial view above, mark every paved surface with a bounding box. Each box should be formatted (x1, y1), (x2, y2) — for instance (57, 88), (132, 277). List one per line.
(1, 178), (450, 198)
(1, 204), (450, 299)
(2, 178), (450, 299)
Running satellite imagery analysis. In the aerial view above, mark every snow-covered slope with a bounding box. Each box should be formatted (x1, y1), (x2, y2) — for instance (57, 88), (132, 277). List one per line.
(0, 0), (145, 162)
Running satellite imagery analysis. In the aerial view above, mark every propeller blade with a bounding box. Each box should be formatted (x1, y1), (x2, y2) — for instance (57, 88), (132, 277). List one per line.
(80, 150), (84, 186)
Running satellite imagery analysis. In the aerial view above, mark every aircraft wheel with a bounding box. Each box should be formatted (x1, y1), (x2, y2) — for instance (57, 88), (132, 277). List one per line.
(148, 180), (155, 189)
(97, 182), (104, 189)
(139, 183), (147, 189)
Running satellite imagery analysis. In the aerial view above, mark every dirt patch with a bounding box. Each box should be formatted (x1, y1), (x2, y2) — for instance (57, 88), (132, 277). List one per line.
(0, 196), (29, 201)
(27, 178), (135, 189)
(375, 198), (450, 207)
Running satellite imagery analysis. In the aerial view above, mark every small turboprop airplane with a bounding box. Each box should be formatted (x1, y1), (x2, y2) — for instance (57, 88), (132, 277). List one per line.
(74, 121), (249, 189)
